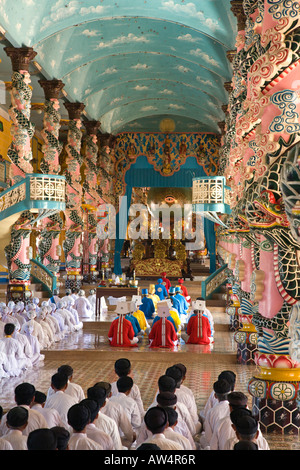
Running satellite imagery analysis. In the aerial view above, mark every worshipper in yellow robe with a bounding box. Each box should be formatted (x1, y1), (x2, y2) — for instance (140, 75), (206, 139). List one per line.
(131, 296), (149, 332)
(148, 284), (160, 311)
(166, 299), (182, 333)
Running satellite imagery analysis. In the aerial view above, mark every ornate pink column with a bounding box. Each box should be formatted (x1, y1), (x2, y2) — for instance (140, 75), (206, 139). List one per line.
(4, 47), (37, 183)
(82, 120), (101, 282)
(62, 102), (85, 290)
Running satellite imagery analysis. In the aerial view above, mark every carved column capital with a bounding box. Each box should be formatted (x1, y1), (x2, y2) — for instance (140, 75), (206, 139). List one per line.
(230, 0), (246, 31)
(224, 81), (233, 94)
(226, 50), (236, 63)
(4, 46), (37, 71)
(64, 102), (85, 120)
(84, 120), (101, 136)
(39, 79), (65, 100)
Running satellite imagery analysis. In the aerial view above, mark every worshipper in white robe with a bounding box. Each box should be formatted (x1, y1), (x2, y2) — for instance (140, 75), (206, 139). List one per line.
(64, 296), (83, 330)
(87, 385), (125, 450)
(199, 378), (232, 449)
(87, 289), (96, 313)
(200, 369), (236, 422)
(135, 391), (196, 450)
(142, 407), (183, 450)
(21, 321), (45, 365)
(12, 319), (33, 364)
(163, 407), (193, 450)
(92, 381), (135, 449)
(36, 307), (55, 348)
(2, 304), (20, 333)
(49, 302), (66, 334)
(55, 300), (77, 333)
(0, 308), (6, 338)
(109, 376), (141, 437)
(31, 391), (64, 429)
(46, 364), (85, 403)
(224, 413), (270, 450)
(0, 383), (49, 437)
(67, 403), (104, 450)
(20, 307), (46, 348)
(12, 302), (26, 328)
(80, 398), (114, 450)
(173, 363), (199, 421)
(0, 406), (13, 449)
(0, 323), (31, 376)
(111, 358), (145, 420)
(44, 372), (78, 429)
(74, 289), (93, 319)
(40, 302), (64, 342)
(3, 406), (29, 450)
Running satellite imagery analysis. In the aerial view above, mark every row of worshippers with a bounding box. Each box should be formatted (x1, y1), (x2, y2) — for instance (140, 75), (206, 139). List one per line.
(0, 361), (201, 450)
(108, 293), (214, 349)
(0, 288), (98, 379)
(0, 361), (269, 450)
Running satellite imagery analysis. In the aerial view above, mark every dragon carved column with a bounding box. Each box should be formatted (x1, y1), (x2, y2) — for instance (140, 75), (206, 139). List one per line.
(62, 102), (85, 290)
(4, 47), (37, 183)
(82, 120), (101, 282)
(37, 79), (65, 282)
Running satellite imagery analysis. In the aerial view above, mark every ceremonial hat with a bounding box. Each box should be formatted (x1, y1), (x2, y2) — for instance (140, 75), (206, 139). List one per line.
(141, 288), (148, 295)
(192, 300), (206, 311)
(161, 272), (167, 276)
(175, 286), (181, 292)
(156, 391), (177, 407)
(132, 295), (142, 306)
(157, 301), (170, 318)
(7, 406), (28, 428)
(144, 406), (168, 433)
(178, 278), (184, 284)
(115, 301), (131, 315)
(213, 378), (231, 394)
(235, 415), (258, 435)
(169, 287), (175, 294)
(228, 391), (248, 407)
(157, 278), (163, 283)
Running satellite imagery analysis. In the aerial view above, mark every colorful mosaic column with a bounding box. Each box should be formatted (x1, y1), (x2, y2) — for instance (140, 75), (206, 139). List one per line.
(82, 120), (101, 282)
(62, 102), (85, 290)
(4, 46), (37, 183)
(4, 47), (37, 298)
(38, 80), (65, 282)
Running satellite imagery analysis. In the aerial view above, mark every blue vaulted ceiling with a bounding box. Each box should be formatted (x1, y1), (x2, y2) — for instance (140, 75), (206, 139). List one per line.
(0, 0), (237, 134)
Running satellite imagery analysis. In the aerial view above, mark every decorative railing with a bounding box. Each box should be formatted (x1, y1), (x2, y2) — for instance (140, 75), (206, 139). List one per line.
(201, 263), (228, 299)
(0, 173), (65, 221)
(30, 258), (57, 294)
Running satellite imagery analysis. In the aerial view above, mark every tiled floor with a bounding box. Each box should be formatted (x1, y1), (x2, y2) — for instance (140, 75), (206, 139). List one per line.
(0, 301), (299, 450)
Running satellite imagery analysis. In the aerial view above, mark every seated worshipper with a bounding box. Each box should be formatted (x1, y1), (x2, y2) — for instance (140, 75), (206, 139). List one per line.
(200, 370), (236, 421)
(0, 382), (49, 437)
(3, 302), (21, 332)
(139, 289), (155, 321)
(164, 407), (193, 451)
(44, 372), (78, 429)
(36, 307), (56, 348)
(67, 403), (104, 450)
(55, 300), (77, 333)
(31, 391), (64, 428)
(12, 319), (34, 365)
(199, 378), (232, 449)
(177, 278), (191, 303)
(79, 398), (114, 450)
(181, 300), (212, 345)
(225, 413), (270, 451)
(41, 302), (64, 342)
(21, 321), (45, 365)
(142, 406), (183, 450)
(109, 376), (141, 436)
(46, 364), (85, 402)
(74, 289), (93, 319)
(87, 385), (124, 450)
(131, 296), (149, 332)
(161, 272), (171, 293)
(174, 286), (189, 319)
(87, 289), (96, 313)
(93, 382), (136, 449)
(111, 358), (145, 420)
(20, 306), (46, 348)
(108, 301), (139, 347)
(148, 284), (160, 310)
(4, 406), (29, 450)
(151, 301), (178, 333)
(27, 428), (58, 450)
(64, 296), (83, 330)
(155, 278), (168, 301)
(148, 301), (178, 349)
(51, 426), (71, 451)
(194, 297), (215, 340)
(125, 303), (143, 339)
(0, 323), (32, 376)
(11, 302), (26, 328)
(49, 288), (60, 304)
(166, 299), (182, 333)
(209, 391), (249, 450)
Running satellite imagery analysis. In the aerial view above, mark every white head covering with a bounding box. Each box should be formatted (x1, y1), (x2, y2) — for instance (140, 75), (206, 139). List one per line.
(78, 290), (85, 297)
(131, 295), (142, 309)
(157, 301), (170, 318)
(115, 301), (131, 315)
(192, 300), (206, 311)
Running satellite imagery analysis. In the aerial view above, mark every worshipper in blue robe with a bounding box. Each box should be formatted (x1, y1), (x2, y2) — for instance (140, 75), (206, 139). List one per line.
(155, 279), (168, 301)
(125, 314), (142, 336)
(174, 287), (189, 317)
(168, 287), (181, 312)
(151, 311), (177, 332)
(139, 289), (155, 320)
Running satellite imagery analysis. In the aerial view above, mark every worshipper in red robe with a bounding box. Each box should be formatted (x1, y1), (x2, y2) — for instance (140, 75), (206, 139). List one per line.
(108, 301), (139, 347)
(148, 301), (178, 349)
(177, 278), (191, 303)
(161, 272), (171, 293)
(183, 300), (211, 345)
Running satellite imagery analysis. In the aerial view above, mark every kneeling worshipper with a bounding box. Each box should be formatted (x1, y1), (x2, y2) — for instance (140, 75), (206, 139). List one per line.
(108, 301), (139, 347)
(166, 299), (182, 333)
(139, 289), (155, 322)
(174, 286), (189, 319)
(131, 296), (150, 332)
(148, 301), (178, 349)
(74, 289), (93, 319)
(155, 278), (168, 301)
(161, 272), (171, 293)
(181, 300), (212, 345)
(148, 284), (160, 310)
(177, 278), (191, 303)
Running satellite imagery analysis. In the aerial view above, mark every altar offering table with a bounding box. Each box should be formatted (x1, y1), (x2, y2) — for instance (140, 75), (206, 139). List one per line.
(95, 286), (139, 317)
